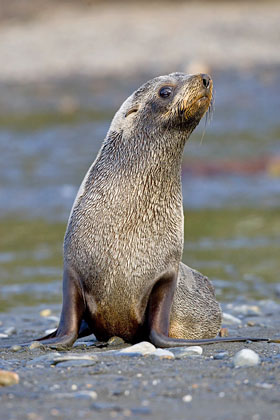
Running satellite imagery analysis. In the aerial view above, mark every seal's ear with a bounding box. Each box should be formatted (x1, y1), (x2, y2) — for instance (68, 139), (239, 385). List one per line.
(125, 105), (139, 118)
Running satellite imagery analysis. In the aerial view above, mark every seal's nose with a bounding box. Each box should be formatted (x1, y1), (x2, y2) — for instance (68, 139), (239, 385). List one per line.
(201, 74), (211, 89)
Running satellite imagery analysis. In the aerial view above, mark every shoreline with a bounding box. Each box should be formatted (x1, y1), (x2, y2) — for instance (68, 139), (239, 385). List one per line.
(0, 2), (279, 83)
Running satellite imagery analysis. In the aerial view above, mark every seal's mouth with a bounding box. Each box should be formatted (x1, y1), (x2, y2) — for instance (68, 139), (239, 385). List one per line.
(179, 91), (212, 121)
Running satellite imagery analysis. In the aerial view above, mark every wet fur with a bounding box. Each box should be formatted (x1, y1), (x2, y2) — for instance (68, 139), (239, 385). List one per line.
(38, 73), (224, 347)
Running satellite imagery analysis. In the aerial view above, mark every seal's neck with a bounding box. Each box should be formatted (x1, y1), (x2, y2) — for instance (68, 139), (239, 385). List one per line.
(100, 129), (187, 180)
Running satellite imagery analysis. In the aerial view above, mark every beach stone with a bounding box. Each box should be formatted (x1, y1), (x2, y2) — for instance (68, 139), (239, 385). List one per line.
(29, 341), (45, 350)
(219, 327), (229, 337)
(131, 407), (151, 415)
(222, 312), (242, 325)
(26, 352), (62, 366)
(231, 305), (261, 316)
(51, 353), (98, 366)
(115, 342), (156, 356)
(168, 346), (203, 358)
(40, 309), (52, 317)
(233, 349), (260, 367)
(2, 326), (16, 336)
(56, 391), (97, 400)
(182, 394), (192, 403)
(152, 349), (175, 359)
(107, 336), (125, 346)
(11, 345), (22, 352)
(214, 351), (228, 360)
(92, 402), (123, 412)
(44, 328), (56, 335)
(0, 369), (19, 387)
(56, 359), (98, 368)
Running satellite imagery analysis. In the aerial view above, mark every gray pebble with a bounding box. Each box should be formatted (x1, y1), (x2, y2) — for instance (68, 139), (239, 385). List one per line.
(131, 407), (151, 415)
(214, 351), (229, 360)
(92, 402), (122, 412)
(56, 359), (98, 368)
(26, 352), (62, 366)
(56, 391), (97, 400)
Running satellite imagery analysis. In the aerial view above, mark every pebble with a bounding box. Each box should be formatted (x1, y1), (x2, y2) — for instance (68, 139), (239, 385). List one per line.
(214, 351), (228, 360)
(11, 345), (22, 352)
(182, 394), (192, 403)
(151, 349), (174, 359)
(131, 407), (151, 415)
(115, 341), (156, 356)
(40, 309), (52, 317)
(44, 328), (56, 335)
(168, 346), (203, 358)
(231, 304), (260, 316)
(26, 352), (62, 366)
(233, 349), (260, 367)
(56, 391), (97, 400)
(222, 313), (242, 325)
(2, 326), (17, 336)
(107, 336), (125, 346)
(51, 353), (98, 366)
(91, 402), (122, 412)
(219, 327), (229, 337)
(255, 382), (273, 389)
(56, 359), (97, 368)
(0, 369), (20, 387)
(29, 341), (45, 350)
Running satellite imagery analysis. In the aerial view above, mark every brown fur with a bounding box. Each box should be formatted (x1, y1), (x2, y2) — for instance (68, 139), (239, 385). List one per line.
(37, 73), (223, 348)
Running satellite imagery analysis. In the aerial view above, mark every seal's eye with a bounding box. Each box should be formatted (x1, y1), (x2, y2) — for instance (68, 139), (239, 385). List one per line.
(159, 86), (173, 99)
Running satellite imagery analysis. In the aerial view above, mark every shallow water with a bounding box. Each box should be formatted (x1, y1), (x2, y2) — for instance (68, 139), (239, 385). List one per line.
(0, 70), (279, 312)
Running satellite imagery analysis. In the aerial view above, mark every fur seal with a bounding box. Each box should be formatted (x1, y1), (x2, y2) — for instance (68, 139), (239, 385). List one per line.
(36, 73), (271, 348)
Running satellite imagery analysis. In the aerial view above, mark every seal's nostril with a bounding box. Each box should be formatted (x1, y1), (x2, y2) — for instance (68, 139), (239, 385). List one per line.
(202, 74), (211, 89)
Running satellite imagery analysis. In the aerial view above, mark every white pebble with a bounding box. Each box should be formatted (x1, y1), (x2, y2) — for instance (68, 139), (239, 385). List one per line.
(152, 349), (175, 359)
(231, 305), (260, 316)
(233, 349), (260, 367)
(182, 394), (192, 403)
(222, 313), (242, 325)
(118, 341), (156, 356)
(169, 346), (203, 358)
(44, 328), (57, 335)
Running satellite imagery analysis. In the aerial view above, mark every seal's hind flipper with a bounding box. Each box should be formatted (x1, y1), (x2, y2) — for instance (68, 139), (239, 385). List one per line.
(34, 268), (87, 349)
(147, 271), (270, 348)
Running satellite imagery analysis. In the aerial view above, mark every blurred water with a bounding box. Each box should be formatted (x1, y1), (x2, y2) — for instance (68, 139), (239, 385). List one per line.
(0, 70), (279, 311)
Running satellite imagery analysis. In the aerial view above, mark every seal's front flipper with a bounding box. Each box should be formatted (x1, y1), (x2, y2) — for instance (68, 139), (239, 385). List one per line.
(35, 268), (86, 349)
(147, 272), (270, 348)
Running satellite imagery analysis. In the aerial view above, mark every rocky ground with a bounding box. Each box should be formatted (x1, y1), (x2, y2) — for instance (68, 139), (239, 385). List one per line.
(1, 301), (280, 420)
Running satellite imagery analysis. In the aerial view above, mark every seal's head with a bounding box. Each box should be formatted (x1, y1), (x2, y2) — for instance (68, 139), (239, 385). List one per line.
(110, 72), (213, 143)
